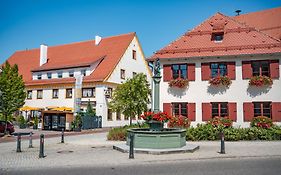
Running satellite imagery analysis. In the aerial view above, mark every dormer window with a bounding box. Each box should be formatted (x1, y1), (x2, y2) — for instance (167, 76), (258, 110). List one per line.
(58, 72), (63, 78)
(37, 74), (42, 80)
(47, 72), (52, 79)
(211, 32), (224, 42)
(69, 71), (74, 77)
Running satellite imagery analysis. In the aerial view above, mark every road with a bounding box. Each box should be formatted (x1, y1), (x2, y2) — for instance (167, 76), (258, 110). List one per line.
(2, 157), (281, 175)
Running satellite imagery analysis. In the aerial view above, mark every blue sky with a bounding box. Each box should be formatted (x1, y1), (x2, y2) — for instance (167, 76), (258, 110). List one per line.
(1, 0), (281, 64)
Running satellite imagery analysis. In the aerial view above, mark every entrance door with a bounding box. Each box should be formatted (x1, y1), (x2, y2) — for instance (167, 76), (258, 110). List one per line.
(52, 115), (58, 130)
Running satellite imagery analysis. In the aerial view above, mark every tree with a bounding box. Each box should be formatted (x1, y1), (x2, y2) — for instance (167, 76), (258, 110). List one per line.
(0, 62), (26, 134)
(86, 100), (95, 116)
(110, 73), (151, 125)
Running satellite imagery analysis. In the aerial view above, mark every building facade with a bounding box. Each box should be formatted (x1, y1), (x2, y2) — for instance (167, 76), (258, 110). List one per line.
(149, 7), (281, 127)
(6, 32), (151, 128)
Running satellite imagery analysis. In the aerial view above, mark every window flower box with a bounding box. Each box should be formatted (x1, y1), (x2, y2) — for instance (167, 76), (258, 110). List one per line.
(209, 76), (232, 87)
(249, 75), (273, 87)
(168, 79), (189, 88)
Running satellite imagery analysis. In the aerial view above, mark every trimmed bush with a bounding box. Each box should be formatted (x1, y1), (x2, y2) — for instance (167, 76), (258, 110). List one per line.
(250, 116), (273, 129)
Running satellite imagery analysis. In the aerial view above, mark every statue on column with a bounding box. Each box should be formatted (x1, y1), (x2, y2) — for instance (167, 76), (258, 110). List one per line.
(154, 58), (161, 77)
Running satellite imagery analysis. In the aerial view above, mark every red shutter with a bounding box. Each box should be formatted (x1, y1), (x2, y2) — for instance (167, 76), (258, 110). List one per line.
(163, 103), (172, 116)
(271, 102), (281, 122)
(243, 102), (254, 122)
(228, 102), (237, 122)
(227, 62), (236, 80)
(270, 60), (279, 79)
(187, 64), (195, 81)
(163, 65), (172, 82)
(201, 63), (210, 80)
(202, 103), (211, 121)
(242, 61), (252, 79)
(188, 103), (196, 121)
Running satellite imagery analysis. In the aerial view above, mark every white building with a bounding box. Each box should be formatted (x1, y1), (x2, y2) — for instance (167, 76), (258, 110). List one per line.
(149, 7), (281, 127)
(7, 32), (151, 129)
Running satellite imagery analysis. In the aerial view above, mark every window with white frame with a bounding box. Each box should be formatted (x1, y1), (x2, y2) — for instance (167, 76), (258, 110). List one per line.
(82, 88), (95, 98)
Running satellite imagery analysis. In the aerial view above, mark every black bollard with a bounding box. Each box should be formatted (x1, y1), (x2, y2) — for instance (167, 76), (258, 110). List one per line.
(129, 133), (134, 159)
(16, 134), (21, 152)
(29, 132), (33, 148)
(61, 128), (64, 143)
(220, 131), (225, 154)
(39, 134), (45, 158)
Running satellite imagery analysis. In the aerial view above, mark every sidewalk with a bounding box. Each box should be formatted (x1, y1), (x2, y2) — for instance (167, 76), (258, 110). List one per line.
(0, 131), (281, 171)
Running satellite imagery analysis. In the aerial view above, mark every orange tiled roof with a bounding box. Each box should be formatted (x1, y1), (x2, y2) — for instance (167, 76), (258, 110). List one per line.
(6, 32), (135, 85)
(149, 8), (281, 60)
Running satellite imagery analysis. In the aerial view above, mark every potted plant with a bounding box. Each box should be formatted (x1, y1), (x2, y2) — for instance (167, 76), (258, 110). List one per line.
(140, 111), (171, 131)
(209, 76), (232, 87)
(169, 79), (189, 88)
(207, 116), (233, 128)
(168, 115), (190, 128)
(249, 75), (273, 87)
(250, 116), (273, 129)
(33, 117), (38, 130)
(72, 114), (82, 132)
(18, 115), (27, 129)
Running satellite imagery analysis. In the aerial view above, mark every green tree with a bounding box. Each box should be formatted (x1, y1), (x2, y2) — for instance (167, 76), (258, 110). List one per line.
(0, 62), (26, 134)
(110, 73), (151, 125)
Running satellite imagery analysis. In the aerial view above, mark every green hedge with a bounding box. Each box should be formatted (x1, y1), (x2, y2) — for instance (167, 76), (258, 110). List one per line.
(186, 124), (281, 141)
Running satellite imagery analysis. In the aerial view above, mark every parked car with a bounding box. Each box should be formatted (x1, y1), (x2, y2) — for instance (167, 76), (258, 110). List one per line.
(0, 120), (15, 134)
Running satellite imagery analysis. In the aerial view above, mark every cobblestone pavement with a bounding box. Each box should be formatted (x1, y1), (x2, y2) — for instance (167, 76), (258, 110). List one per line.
(1, 132), (281, 173)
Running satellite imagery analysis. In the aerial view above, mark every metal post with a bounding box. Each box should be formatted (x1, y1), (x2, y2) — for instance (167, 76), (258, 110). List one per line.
(39, 134), (45, 158)
(220, 131), (225, 154)
(29, 132), (33, 148)
(16, 134), (21, 152)
(61, 128), (64, 143)
(129, 133), (134, 159)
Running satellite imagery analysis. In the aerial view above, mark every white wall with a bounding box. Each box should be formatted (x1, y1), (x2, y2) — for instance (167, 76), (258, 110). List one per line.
(159, 55), (281, 127)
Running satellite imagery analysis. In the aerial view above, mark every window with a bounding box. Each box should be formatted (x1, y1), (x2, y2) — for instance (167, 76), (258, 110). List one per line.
(212, 102), (228, 117)
(172, 64), (187, 79)
(69, 71), (74, 77)
(66, 89), (73, 98)
(211, 32), (224, 42)
(133, 72), (137, 77)
(47, 73), (52, 79)
(108, 109), (113, 121)
(172, 103), (187, 117)
(116, 110), (121, 120)
(58, 72), (63, 78)
(27, 90), (32, 99)
(121, 69), (125, 79)
(37, 90), (43, 99)
(253, 102), (271, 118)
(252, 61), (270, 77)
(37, 74), (42, 80)
(132, 50), (136, 60)
(210, 63), (227, 78)
(52, 89), (59, 99)
(82, 88), (95, 98)
(81, 69), (86, 76)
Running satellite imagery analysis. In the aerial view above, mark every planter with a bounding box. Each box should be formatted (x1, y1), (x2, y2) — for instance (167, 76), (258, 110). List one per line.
(73, 127), (81, 132)
(209, 76), (231, 87)
(169, 79), (189, 88)
(147, 120), (164, 131)
(249, 76), (273, 87)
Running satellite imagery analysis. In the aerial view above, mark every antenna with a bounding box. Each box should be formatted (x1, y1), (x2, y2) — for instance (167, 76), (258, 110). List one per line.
(235, 10), (242, 16)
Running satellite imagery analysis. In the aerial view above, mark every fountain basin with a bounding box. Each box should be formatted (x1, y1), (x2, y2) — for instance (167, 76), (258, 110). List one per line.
(126, 128), (186, 149)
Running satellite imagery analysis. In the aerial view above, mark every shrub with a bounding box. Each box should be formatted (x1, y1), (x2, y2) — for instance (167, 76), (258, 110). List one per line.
(249, 75), (273, 87)
(169, 79), (189, 88)
(209, 76), (232, 87)
(168, 115), (190, 128)
(207, 116), (233, 128)
(18, 115), (27, 129)
(250, 116), (273, 129)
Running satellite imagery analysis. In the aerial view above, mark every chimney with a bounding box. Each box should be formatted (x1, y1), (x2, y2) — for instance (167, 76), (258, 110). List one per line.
(40, 44), (48, 66)
(95, 35), (102, 45)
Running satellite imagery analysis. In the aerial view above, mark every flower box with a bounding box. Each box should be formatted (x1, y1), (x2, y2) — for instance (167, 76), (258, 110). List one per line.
(169, 79), (189, 88)
(249, 76), (273, 87)
(209, 76), (232, 87)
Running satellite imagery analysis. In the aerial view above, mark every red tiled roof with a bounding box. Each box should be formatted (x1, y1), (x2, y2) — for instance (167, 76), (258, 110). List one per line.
(233, 7), (281, 40)
(7, 32), (135, 85)
(149, 8), (281, 60)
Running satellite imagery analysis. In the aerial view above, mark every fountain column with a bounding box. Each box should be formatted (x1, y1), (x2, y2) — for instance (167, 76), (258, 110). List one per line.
(153, 58), (161, 113)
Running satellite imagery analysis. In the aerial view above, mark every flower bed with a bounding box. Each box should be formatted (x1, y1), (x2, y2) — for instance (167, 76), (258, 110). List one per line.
(169, 79), (189, 88)
(209, 76), (232, 87)
(250, 116), (273, 129)
(249, 75), (273, 87)
(168, 115), (190, 128)
(207, 116), (233, 128)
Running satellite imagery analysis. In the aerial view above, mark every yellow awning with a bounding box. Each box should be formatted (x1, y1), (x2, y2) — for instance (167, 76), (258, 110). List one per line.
(52, 106), (73, 112)
(19, 106), (42, 111)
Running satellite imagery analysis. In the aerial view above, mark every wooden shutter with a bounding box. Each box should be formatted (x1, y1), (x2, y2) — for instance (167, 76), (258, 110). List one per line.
(163, 65), (172, 82)
(271, 102), (281, 122)
(227, 62), (236, 80)
(228, 102), (237, 122)
(243, 102), (254, 121)
(242, 61), (252, 79)
(163, 103), (172, 116)
(201, 63), (210, 80)
(187, 64), (195, 81)
(202, 103), (212, 121)
(270, 60), (279, 79)
(188, 103), (196, 121)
